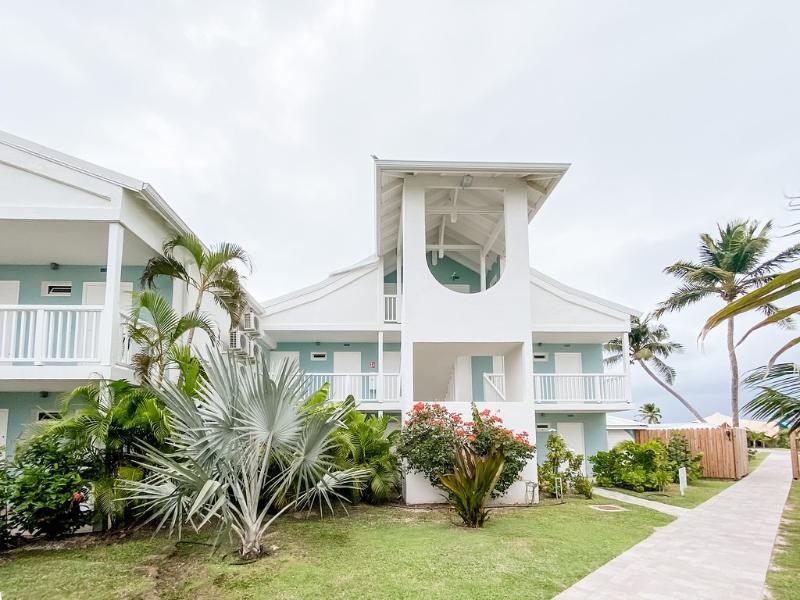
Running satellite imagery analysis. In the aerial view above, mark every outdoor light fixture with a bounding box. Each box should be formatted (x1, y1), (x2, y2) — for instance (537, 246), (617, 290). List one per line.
(461, 174), (473, 188)
(451, 272), (460, 280)
(50, 262), (60, 270)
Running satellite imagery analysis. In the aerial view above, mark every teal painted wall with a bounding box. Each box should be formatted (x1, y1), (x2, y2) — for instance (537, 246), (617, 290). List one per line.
(0, 392), (61, 456)
(0, 265), (172, 305)
(272, 342), (401, 373)
(532, 344), (604, 373)
(534, 412), (608, 475)
(470, 356), (493, 402)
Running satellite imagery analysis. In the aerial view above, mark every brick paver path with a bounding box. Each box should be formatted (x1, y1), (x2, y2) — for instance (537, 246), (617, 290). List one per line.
(556, 452), (792, 599)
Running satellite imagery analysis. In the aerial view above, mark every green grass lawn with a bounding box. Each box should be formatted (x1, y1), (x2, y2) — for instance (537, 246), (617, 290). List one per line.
(0, 499), (672, 600)
(609, 451), (769, 509)
(767, 479), (800, 600)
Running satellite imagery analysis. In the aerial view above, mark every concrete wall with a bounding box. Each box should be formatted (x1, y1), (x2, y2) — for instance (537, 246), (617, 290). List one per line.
(271, 342), (401, 373)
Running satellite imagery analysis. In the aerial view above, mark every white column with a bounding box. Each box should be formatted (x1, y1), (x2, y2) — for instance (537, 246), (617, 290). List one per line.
(377, 330), (384, 403)
(480, 253), (486, 291)
(622, 331), (632, 402)
(100, 223), (124, 366)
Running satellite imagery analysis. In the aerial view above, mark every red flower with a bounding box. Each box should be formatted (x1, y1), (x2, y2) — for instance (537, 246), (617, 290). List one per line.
(412, 402), (426, 412)
(480, 409), (491, 417)
(455, 429), (466, 437)
(468, 434), (477, 442)
(490, 415), (503, 423)
(72, 491), (84, 502)
(464, 421), (474, 427)
(431, 419), (441, 426)
(453, 414), (462, 424)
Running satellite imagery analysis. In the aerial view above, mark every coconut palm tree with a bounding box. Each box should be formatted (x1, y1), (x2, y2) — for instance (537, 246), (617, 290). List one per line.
(126, 291), (216, 388)
(122, 350), (366, 558)
(655, 220), (800, 426)
(638, 402), (662, 424)
(605, 314), (706, 422)
(140, 233), (251, 345)
(743, 363), (800, 433)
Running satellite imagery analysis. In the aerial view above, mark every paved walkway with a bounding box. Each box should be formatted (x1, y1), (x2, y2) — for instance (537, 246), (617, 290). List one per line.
(593, 487), (690, 518)
(556, 452), (792, 600)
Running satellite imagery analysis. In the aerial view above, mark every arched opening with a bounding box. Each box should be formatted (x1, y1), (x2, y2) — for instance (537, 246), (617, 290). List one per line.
(424, 186), (505, 294)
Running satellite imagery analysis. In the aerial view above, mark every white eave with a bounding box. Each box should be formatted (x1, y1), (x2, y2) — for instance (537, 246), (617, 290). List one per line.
(530, 268), (641, 318)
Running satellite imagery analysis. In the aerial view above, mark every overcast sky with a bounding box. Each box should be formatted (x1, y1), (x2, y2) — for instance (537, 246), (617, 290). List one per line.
(2, 1), (799, 421)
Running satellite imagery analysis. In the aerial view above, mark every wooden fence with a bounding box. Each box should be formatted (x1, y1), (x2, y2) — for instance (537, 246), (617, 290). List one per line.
(635, 426), (750, 480)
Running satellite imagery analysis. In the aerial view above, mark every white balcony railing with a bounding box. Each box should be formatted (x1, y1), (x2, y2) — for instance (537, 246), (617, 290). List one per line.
(306, 372), (401, 403)
(483, 373), (506, 401)
(384, 295), (400, 323)
(533, 373), (627, 403)
(0, 305), (103, 364)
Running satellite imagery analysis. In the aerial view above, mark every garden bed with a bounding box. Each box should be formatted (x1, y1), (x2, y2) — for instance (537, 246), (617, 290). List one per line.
(0, 500), (672, 599)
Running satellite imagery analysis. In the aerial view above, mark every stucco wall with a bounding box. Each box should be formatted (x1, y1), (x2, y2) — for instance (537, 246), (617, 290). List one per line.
(271, 342), (401, 373)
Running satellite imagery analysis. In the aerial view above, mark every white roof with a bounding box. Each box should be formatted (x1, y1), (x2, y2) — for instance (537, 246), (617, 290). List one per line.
(606, 416), (648, 430)
(704, 412), (780, 435)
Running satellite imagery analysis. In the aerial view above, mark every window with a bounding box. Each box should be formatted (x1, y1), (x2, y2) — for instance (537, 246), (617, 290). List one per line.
(533, 352), (549, 362)
(41, 281), (72, 297)
(310, 351), (328, 361)
(536, 423), (552, 432)
(38, 411), (59, 421)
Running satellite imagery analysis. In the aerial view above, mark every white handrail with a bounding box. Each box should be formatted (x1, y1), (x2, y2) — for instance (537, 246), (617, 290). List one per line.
(533, 373), (627, 403)
(483, 373), (506, 401)
(384, 295), (400, 323)
(306, 372), (401, 403)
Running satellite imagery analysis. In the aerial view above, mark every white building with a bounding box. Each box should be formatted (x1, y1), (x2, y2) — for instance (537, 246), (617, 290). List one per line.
(260, 160), (640, 504)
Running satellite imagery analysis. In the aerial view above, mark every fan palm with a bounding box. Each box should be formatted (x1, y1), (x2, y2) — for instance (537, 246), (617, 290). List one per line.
(122, 350), (366, 558)
(126, 291), (216, 388)
(29, 379), (170, 527)
(638, 402), (662, 424)
(656, 220), (800, 426)
(605, 315), (706, 422)
(332, 411), (401, 504)
(743, 363), (800, 433)
(140, 233), (251, 344)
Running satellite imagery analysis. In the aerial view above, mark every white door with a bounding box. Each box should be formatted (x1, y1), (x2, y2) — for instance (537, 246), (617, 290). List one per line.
(334, 351), (361, 399)
(382, 351), (401, 373)
(0, 281), (20, 360)
(82, 281), (134, 312)
(0, 408), (8, 457)
(554, 352), (582, 400)
(269, 351), (300, 374)
(557, 421), (586, 474)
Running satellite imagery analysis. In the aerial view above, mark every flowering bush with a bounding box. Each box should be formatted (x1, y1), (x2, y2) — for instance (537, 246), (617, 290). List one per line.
(396, 402), (535, 498)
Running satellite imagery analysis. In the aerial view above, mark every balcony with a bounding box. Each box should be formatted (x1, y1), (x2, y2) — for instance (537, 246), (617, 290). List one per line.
(0, 305), (104, 365)
(306, 372), (401, 407)
(481, 372), (629, 407)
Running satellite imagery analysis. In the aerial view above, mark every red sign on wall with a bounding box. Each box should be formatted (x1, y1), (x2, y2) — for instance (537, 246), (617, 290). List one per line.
(369, 361), (376, 369)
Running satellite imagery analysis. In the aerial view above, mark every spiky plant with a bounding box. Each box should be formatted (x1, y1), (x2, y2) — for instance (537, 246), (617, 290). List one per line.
(605, 314), (705, 421)
(140, 233), (251, 342)
(122, 350), (366, 558)
(439, 448), (504, 528)
(656, 220), (800, 426)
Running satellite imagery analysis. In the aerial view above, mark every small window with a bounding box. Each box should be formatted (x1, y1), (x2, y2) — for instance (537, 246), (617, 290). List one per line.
(536, 423), (552, 431)
(41, 281), (73, 297)
(38, 411), (59, 421)
(533, 352), (549, 362)
(310, 351), (328, 362)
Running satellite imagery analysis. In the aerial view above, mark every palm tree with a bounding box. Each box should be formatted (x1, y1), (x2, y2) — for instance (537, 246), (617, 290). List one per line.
(638, 402), (662, 424)
(30, 379), (170, 528)
(126, 291), (216, 387)
(742, 363), (800, 433)
(656, 220), (800, 426)
(122, 350), (366, 558)
(605, 314), (706, 422)
(140, 233), (251, 345)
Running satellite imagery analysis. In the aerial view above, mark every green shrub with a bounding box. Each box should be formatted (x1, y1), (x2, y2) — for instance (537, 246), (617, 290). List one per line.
(666, 432), (703, 482)
(7, 434), (94, 538)
(397, 402), (534, 498)
(0, 454), (12, 549)
(538, 433), (592, 498)
(439, 448), (504, 527)
(590, 440), (672, 493)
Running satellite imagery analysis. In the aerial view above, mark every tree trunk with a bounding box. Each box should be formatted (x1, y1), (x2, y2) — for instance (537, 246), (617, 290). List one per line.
(185, 291), (204, 347)
(638, 361), (707, 423)
(728, 317), (740, 427)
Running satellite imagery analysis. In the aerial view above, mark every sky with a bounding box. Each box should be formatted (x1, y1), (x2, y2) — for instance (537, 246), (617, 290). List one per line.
(2, 1), (799, 421)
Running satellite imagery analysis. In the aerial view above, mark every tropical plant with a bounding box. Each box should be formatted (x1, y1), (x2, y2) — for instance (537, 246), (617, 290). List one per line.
(5, 433), (93, 538)
(332, 411), (401, 504)
(122, 350), (365, 558)
(666, 432), (703, 482)
(439, 448), (504, 528)
(606, 315), (705, 421)
(126, 291), (216, 387)
(31, 379), (170, 528)
(396, 402), (534, 498)
(590, 439), (672, 493)
(140, 233), (251, 343)
(537, 433), (592, 499)
(656, 220), (800, 426)
(638, 402), (662, 424)
(743, 363), (800, 433)
(0, 455), (13, 548)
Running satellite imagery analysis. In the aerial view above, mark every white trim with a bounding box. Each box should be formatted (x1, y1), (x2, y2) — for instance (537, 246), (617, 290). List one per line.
(530, 268), (640, 318)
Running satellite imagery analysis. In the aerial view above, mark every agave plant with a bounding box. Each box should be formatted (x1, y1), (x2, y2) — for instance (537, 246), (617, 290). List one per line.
(439, 448), (504, 528)
(122, 350), (366, 558)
